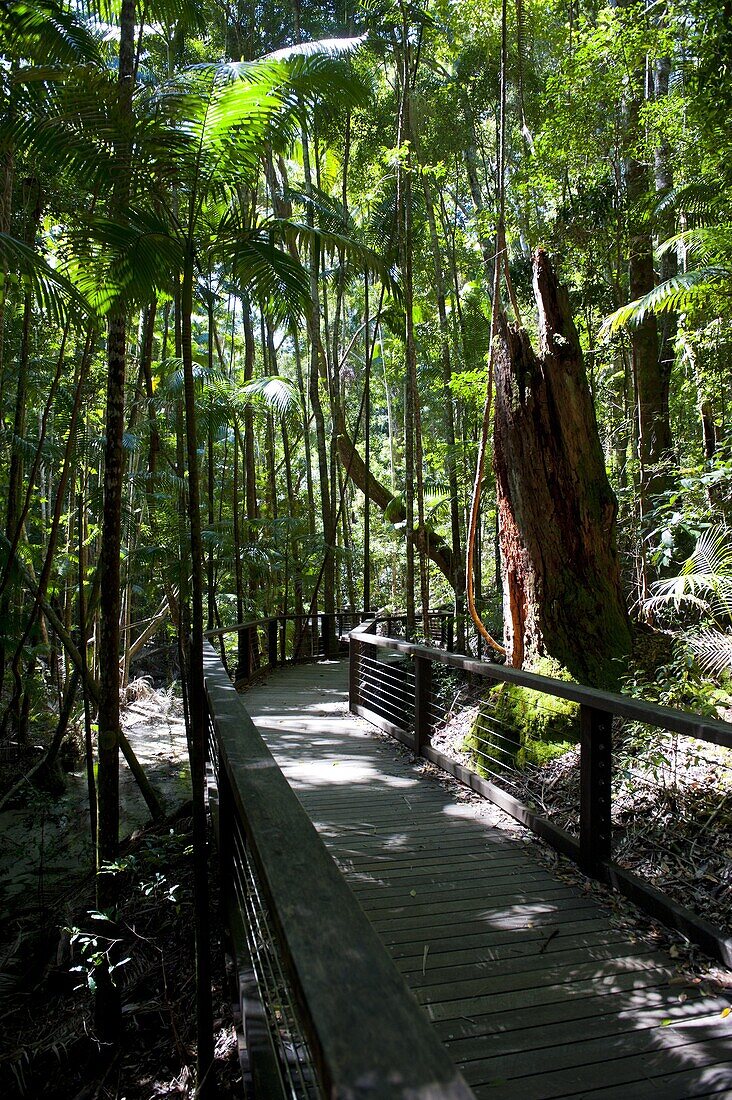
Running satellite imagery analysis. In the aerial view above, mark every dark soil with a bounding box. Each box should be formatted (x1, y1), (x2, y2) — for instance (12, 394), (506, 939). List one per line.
(0, 813), (242, 1100)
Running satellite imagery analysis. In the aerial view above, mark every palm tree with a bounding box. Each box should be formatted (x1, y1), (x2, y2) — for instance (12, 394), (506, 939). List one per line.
(99, 38), (368, 1091)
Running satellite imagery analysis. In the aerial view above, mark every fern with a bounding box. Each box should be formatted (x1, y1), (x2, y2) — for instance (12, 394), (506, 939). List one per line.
(687, 630), (732, 679)
(645, 526), (732, 679)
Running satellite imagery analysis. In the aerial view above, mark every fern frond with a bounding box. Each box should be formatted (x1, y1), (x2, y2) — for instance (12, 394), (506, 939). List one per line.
(687, 629), (732, 678)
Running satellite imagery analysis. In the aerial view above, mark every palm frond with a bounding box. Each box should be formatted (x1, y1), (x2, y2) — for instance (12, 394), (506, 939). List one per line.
(2, 0), (101, 66)
(219, 232), (310, 324)
(77, 212), (183, 310)
(601, 268), (730, 335)
(645, 526), (732, 621)
(240, 376), (298, 417)
(0, 232), (93, 324)
(264, 37), (367, 63)
(271, 219), (401, 299)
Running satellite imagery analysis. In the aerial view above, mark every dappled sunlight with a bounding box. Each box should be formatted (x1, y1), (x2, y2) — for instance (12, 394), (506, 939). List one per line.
(239, 659), (732, 1096)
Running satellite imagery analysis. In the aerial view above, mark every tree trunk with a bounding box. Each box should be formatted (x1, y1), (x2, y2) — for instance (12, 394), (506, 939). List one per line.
(95, 0), (136, 1043)
(336, 426), (455, 584)
(493, 250), (631, 687)
(181, 252), (215, 1096)
(422, 172), (464, 622)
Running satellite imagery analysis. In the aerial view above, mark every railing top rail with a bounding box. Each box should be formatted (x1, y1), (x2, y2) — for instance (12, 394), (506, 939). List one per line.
(203, 640), (473, 1099)
(204, 617), (277, 638)
(350, 621), (732, 749)
(204, 608), (453, 641)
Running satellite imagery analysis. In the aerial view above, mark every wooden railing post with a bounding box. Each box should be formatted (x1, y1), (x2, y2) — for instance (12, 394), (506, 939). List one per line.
(236, 626), (251, 683)
(580, 704), (613, 871)
(447, 615), (454, 653)
(322, 612), (336, 658)
(414, 653), (432, 755)
(268, 618), (278, 669)
(349, 633), (361, 712)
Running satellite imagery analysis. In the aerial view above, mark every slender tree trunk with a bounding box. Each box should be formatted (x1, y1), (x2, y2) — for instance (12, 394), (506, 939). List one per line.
(293, 332), (316, 536)
(242, 295), (259, 668)
(79, 493), (97, 860)
(0, 178), (42, 694)
(301, 122), (336, 654)
(363, 276), (371, 612)
(653, 53), (677, 455)
(232, 424), (248, 677)
(422, 172), (464, 624)
(622, 50), (672, 501)
(181, 252), (215, 1096)
(95, 0), (135, 1042)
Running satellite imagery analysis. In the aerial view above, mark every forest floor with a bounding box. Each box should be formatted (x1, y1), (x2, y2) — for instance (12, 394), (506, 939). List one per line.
(0, 681), (242, 1100)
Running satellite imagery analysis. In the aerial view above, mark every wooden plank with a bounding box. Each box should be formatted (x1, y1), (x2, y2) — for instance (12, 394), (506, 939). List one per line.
(431, 980), (724, 1043)
(382, 913), (613, 960)
(331, 845), (524, 870)
(375, 904), (602, 947)
(338, 852), (536, 882)
(351, 878), (562, 909)
(324, 833), (522, 857)
(369, 892), (601, 935)
(412, 949), (663, 1004)
(406, 943), (664, 995)
(423, 971), (681, 1031)
(402, 929), (633, 984)
(561, 1062), (732, 1100)
(461, 1037), (732, 1096)
(392, 916), (618, 966)
(350, 870), (576, 906)
(203, 643), (474, 1100)
(417, 964), (677, 1022)
(360, 881), (596, 922)
(444, 997), (732, 1063)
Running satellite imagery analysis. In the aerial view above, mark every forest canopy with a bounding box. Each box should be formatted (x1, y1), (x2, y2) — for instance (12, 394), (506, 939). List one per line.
(0, 0), (730, 774)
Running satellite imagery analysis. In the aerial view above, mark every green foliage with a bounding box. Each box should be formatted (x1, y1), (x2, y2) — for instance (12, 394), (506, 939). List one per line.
(620, 643), (725, 755)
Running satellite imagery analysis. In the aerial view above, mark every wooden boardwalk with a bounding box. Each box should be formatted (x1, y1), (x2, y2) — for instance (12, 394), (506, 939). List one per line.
(244, 660), (732, 1099)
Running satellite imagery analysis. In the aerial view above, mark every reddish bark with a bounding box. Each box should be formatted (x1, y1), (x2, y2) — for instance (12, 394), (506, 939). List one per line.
(493, 250), (632, 686)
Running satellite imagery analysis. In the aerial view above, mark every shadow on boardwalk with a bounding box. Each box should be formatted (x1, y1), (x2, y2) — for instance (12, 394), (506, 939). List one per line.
(244, 660), (732, 1099)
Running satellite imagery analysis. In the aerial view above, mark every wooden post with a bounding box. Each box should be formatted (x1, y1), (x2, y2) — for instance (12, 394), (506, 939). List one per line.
(236, 627), (251, 683)
(447, 615), (454, 653)
(323, 612), (335, 658)
(268, 618), (278, 669)
(414, 654), (432, 756)
(349, 635), (360, 713)
(580, 704), (613, 871)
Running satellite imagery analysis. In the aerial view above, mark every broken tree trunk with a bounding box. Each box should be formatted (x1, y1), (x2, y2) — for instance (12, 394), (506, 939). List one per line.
(493, 250), (632, 687)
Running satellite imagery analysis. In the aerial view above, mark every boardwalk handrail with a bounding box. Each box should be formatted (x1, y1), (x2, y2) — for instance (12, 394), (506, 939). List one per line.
(349, 619), (732, 967)
(205, 608), (459, 683)
(203, 639), (474, 1099)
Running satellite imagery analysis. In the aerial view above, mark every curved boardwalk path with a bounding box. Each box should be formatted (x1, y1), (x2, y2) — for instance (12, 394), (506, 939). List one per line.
(244, 660), (732, 1099)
